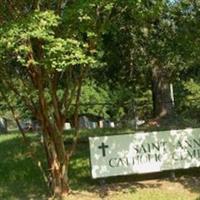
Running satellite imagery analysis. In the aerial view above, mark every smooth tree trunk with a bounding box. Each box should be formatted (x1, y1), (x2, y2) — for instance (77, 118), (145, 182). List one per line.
(151, 65), (173, 119)
(36, 70), (83, 199)
(39, 111), (70, 198)
(35, 72), (71, 199)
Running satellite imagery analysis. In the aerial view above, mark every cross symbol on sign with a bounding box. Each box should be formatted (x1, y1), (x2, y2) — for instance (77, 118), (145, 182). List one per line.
(98, 142), (109, 157)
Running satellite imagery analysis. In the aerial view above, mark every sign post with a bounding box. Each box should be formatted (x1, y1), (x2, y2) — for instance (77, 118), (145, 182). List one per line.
(89, 128), (200, 179)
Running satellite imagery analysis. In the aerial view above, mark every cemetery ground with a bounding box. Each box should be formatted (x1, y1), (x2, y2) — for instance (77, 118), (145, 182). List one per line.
(1, 130), (200, 200)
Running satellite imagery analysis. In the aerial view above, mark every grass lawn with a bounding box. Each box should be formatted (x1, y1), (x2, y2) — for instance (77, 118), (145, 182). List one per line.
(0, 134), (47, 200)
(1, 131), (200, 200)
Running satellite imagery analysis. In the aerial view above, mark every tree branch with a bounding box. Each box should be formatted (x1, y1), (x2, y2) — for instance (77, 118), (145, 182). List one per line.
(68, 67), (85, 157)
(50, 71), (65, 132)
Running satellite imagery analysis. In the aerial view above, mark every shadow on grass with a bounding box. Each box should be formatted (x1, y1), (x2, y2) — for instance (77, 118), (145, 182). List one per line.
(69, 143), (200, 199)
(0, 134), (47, 200)
(69, 143), (163, 198)
(166, 171), (200, 200)
(1, 133), (200, 200)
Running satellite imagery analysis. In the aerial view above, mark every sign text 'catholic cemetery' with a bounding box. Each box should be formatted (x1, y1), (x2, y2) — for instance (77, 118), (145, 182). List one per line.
(89, 128), (200, 178)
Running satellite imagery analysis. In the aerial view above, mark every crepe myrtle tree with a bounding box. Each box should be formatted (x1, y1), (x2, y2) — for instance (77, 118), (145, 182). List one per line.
(0, 0), (118, 197)
(0, 10), (98, 198)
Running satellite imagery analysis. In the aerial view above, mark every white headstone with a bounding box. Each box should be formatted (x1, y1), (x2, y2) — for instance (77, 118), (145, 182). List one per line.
(110, 122), (115, 128)
(99, 120), (104, 128)
(64, 122), (71, 130)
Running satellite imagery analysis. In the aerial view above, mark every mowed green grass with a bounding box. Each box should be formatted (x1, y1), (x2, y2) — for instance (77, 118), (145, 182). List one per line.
(0, 134), (47, 200)
(0, 132), (200, 200)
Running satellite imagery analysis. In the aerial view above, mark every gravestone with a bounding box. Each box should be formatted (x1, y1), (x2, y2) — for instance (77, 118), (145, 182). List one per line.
(110, 122), (115, 128)
(64, 122), (71, 130)
(90, 122), (97, 129)
(103, 120), (115, 128)
(0, 117), (7, 133)
(99, 120), (104, 128)
(79, 115), (103, 129)
(79, 116), (90, 129)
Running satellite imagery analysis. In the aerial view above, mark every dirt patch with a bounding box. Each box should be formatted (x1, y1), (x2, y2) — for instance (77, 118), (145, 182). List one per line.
(66, 176), (200, 200)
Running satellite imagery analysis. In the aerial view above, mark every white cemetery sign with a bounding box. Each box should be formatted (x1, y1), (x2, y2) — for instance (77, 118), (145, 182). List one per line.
(89, 128), (200, 179)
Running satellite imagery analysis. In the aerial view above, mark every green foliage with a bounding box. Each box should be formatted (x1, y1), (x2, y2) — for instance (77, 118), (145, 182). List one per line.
(80, 80), (110, 117)
(92, 0), (200, 122)
(184, 80), (200, 109)
(0, 0), (200, 125)
(44, 38), (95, 70)
(79, 79), (152, 120)
(175, 79), (200, 119)
(0, 11), (96, 71)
